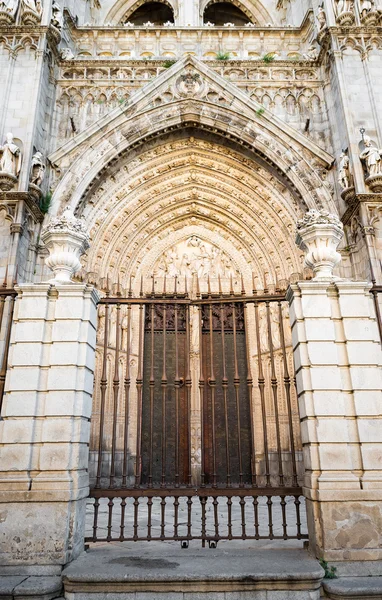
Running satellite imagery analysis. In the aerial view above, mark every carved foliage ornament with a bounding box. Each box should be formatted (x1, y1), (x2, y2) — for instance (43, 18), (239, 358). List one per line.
(296, 209), (344, 279)
(41, 207), (90, 284)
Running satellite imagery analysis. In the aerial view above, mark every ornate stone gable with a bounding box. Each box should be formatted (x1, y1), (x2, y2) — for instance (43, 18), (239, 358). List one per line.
(49, 55), (335, 217)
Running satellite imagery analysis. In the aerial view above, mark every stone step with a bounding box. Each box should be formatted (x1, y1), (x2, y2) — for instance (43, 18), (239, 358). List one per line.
(63, 545), (324, 599)
(323, 577), (382, 599)
(0, 575), (62, 599)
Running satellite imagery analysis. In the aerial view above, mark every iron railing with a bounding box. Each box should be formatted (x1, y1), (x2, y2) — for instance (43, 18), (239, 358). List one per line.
(87, 276), (307, 546)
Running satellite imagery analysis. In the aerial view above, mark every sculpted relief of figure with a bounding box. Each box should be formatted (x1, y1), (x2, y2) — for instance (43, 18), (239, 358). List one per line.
(360, 135), (382, 178)
(0, 0), (19, 16)
(154, 237), (238, 280)
(29, 152), (46, 187)
(0, 133), (22, 178)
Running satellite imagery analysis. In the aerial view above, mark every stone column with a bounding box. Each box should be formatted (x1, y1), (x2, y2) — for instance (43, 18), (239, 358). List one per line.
(0, 209), (98, 569)
(288, 210), (382, 561)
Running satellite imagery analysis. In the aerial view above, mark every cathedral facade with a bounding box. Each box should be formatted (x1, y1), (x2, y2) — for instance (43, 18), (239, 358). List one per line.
(0, 0), (382, 598)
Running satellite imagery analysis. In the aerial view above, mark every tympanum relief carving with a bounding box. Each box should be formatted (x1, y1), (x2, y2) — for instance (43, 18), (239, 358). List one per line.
(153, 237), (239, 279)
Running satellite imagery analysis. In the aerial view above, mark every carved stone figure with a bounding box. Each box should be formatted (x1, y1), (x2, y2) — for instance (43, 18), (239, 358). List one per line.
(316, 6), (327, 30)
(29, 151), (46, 187)
(0, 0), (18, 16)
(0, 133), (22, 177)
(304, 45), (319, 60)
(51, 1), (63, 29)
(338, 152), (353, 190)
(60, 48), (75, 61)
(360, 135), (382, 178)
(154, 237), (238, 280)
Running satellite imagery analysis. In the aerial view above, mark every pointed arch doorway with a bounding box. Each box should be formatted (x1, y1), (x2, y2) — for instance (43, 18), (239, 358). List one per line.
(88, 252), (306, 546)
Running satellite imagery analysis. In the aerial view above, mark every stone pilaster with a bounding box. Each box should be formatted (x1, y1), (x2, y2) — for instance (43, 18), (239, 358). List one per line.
(0, 282), (99, 568)
(287, 280), (382, 561)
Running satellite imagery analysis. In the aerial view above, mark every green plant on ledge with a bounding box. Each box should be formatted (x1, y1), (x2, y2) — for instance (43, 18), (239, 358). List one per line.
(256, 106), (265, 116)
(40, 191), (52, 214)
(319, 559), (337, 579)
(216, 51), (231, 61)
(262, 53), (275, 63)
(163, 59), (177, 68)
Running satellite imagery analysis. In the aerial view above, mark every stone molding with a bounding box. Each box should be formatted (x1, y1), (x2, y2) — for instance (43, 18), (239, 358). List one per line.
(296, 210), (344, 279)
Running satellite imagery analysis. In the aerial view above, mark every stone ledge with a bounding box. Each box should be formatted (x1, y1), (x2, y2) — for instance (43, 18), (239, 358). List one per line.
(0, 575), (62, 599)
(323, 577), (382, 599)
(63, 546), (323, 596)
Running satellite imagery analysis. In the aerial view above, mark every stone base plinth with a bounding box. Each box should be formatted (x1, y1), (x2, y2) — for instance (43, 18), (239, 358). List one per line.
(306, 497), (382, 561)
(0, 496), (87, 567)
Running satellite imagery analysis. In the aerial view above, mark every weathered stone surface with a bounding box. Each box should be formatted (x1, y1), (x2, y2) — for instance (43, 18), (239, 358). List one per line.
(323, 576), (382, 598)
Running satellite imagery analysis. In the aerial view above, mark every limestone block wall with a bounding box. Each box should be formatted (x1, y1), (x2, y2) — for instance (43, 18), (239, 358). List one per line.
(0, 283), (99, 566)
(288, 280), (382, 560)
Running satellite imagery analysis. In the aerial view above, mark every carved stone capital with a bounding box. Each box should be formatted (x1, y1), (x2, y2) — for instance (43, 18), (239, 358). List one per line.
(0, 172), (18, 192)
(41, 207), (90, 284)
(296, 209), (344, 279)
(365, 174), (382, 194)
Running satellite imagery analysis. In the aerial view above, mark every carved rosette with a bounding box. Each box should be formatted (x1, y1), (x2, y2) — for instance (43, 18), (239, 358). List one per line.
(41, 207), (90, 284)
(336, 10), (355, 24)
(0, 172), (17, 192)
(296, 209), (344, 279)
(20, 8), (42, 26)
(0, 10), (16, 25)
(365, 175), (382, 193)
(360, 10), (379, 25)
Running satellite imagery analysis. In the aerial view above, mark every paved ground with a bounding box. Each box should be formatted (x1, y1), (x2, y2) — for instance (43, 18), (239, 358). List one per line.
(85, 495), (308, 549)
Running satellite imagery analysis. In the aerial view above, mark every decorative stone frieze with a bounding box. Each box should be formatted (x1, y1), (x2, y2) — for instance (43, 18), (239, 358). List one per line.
(296, 209), (344, 279)
(41, 206), (90, 284)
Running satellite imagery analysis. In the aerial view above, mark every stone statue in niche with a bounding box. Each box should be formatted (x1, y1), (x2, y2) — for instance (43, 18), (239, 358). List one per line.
(0, 133), (22, 178)
(338, 152), (353, 190)
(360, 135), (382, 177)
(51, 1), (63, 29)
(154, 237), (238, 279)
(29, 152), (46, 187)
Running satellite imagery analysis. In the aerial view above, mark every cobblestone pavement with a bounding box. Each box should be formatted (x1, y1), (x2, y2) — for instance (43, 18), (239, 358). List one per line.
(86, 495), (308, 550)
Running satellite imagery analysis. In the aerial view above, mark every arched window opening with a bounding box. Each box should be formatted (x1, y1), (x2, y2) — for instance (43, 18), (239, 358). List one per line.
(126, 1), (175, 25)
(204, 1), (252, 25)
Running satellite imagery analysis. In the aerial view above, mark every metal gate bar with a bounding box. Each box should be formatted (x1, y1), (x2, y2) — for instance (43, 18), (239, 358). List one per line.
(88, 276), (306, 545)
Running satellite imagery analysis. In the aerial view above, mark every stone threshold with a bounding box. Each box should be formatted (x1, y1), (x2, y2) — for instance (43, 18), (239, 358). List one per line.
(323, 577), (382, 599)
(0, 575), (62, 600)
(62, 545), (324, 598)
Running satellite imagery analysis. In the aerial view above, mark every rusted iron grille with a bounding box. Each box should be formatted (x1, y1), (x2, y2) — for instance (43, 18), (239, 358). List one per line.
(0, 277), (17, 415)
(88, 278), (307, 545)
